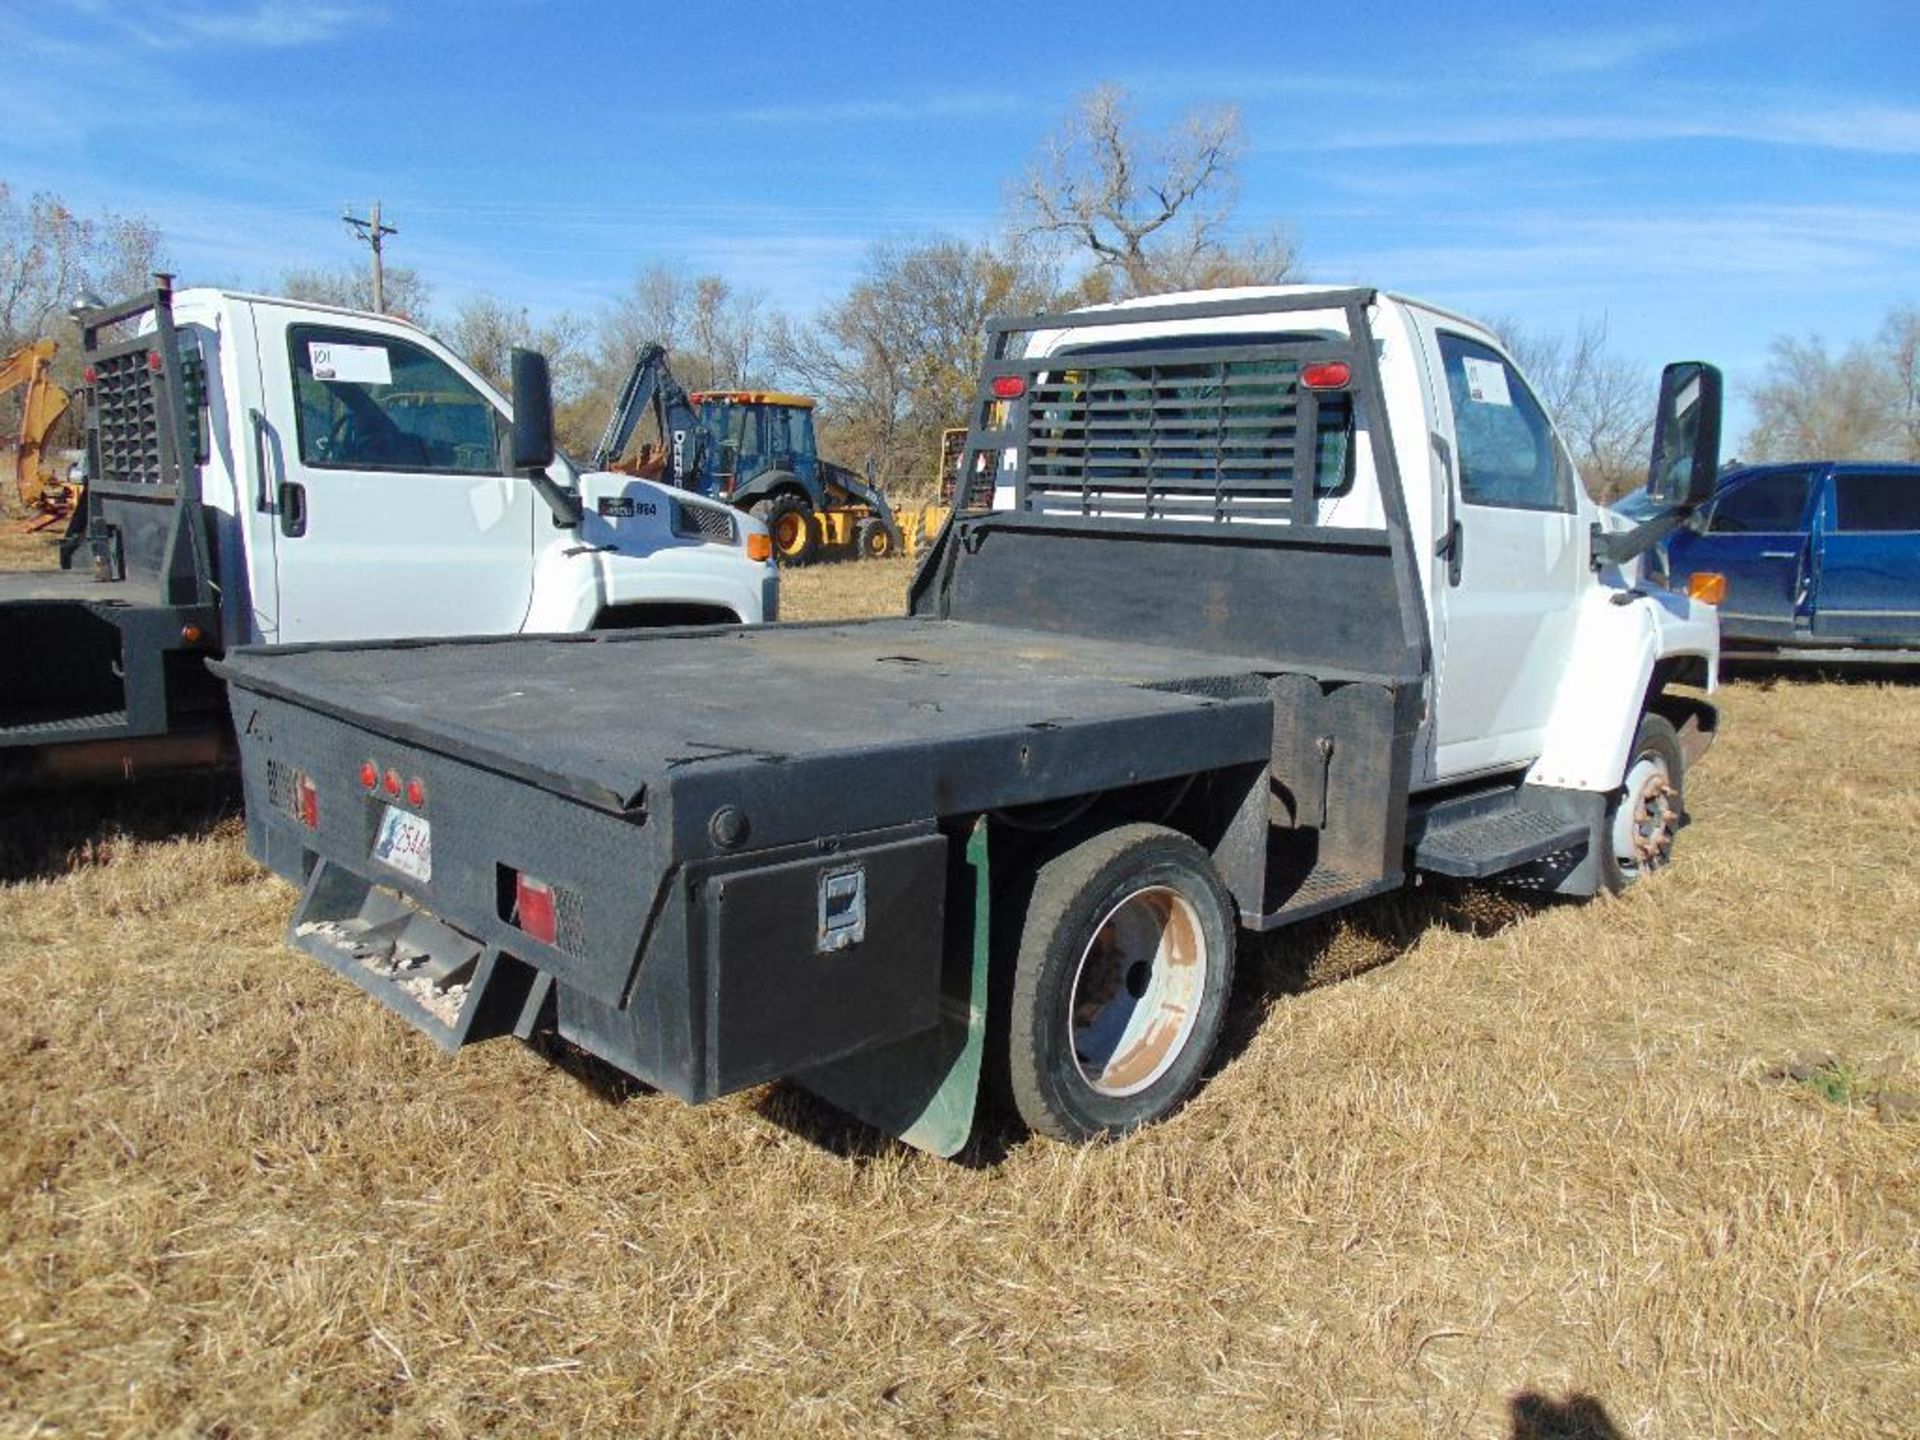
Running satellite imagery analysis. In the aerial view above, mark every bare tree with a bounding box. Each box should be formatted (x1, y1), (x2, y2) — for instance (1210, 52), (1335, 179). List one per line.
(1, 182), (167, 349)
(770, 236), (1056, 492)
(1015, 86), (1292, 299)
(280, 262), (433, 324)
(447, 293), (589, 401)
(1880, 305), (1920, 460)
(1494, 315), (1654, 499)
(1745, 334), (1903, 462)
(590, 264), (764, 395)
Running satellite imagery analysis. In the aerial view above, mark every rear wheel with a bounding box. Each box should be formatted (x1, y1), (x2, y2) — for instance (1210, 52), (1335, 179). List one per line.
(755, 494), (817, 566)
(1001, 824), (1236, 1141)
(855, 517), (895, 560)
(1601, 711), (1685, 893)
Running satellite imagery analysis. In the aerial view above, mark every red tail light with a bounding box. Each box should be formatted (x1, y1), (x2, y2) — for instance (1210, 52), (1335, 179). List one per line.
(359, 761), (378, 790)
(514, 873), (558, 946)
(1301, 361), (1351, 390)
(990, 375), (1026, 399)
(406, 777), (426, 808)
(383, 768), (402, 797)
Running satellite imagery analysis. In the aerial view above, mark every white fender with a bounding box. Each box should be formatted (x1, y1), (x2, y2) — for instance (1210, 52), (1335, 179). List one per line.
(1527, 585), (1719, 792)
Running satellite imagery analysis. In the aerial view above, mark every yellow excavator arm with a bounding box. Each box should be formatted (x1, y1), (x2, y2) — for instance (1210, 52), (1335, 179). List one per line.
(1, 337), (77, 525)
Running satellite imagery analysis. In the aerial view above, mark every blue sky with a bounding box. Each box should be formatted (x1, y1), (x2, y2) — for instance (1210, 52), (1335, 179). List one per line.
(4, 0), (1918, 437)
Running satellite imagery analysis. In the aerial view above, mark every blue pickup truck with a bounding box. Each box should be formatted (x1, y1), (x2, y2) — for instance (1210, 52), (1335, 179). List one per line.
(1661, 461), (1920, 661)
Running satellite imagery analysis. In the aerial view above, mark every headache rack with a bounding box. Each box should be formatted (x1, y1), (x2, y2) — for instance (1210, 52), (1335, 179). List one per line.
(954, 289), (1380, 528)
(70, 280), (214, 606)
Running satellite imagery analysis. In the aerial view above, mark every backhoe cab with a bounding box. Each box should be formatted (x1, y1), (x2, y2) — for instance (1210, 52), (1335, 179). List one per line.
(592, 346), (901, 565)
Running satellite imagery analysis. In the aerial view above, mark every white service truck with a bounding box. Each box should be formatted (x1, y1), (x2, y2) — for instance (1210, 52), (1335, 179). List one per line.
(0, 281), (775, 787)
(223, 285), (1725, 1155)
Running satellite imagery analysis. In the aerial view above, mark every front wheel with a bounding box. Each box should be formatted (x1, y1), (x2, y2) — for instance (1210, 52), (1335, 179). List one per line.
(1601, 711), (1685, 894)
(1001, 824), (1237, 1142)
(754, 494), (817, 566)
(855, 517), (896, 559)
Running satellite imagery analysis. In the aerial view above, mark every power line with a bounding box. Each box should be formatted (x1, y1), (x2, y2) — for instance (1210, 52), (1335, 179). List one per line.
(342, 201), (398, 312)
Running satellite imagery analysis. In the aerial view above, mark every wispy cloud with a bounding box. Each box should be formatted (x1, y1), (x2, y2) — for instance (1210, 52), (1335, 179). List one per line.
(54, 0), (382, 50)
(1510, 22), (1697, 76)
(1288, 103), (1920, 156)
(726, 92), (1029, 125)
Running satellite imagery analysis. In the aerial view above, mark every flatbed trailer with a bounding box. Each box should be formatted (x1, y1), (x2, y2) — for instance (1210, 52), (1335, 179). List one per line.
(221, 286), (1726, 1154)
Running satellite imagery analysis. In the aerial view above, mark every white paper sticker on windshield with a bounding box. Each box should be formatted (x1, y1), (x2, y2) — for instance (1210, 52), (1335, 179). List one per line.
(1461, 356), (1513, 407)
(308, 341), (392, 386)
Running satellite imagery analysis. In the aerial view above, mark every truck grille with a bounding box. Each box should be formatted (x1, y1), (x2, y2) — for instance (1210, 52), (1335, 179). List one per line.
(90, 348), (167, 486)
(673, 499), (737, 543)
(1023, 357), (1351, 522)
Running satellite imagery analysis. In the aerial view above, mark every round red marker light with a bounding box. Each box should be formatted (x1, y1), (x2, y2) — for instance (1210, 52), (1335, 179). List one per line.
(405, 778), (425, 808)
(83, 365), (98, 385)
(359, 761), (378, 790)
(146, 350), (163, 373)
(990, 375), (1026, 399)
(383, 768), (402, 796)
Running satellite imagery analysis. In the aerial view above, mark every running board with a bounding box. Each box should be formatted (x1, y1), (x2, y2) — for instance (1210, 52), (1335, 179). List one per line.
(1408, 787), (1594, 879)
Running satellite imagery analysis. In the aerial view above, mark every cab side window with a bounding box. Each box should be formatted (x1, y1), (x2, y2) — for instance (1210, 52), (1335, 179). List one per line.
(1706, 470), (1812, 533)
(1438, 333), (1572, 511)
(1831, 472), (1920, 532)
(289, 325), (504, 474)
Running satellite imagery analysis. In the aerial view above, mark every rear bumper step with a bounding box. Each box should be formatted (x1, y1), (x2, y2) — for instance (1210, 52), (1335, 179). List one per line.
(292, 859), (550, 1051)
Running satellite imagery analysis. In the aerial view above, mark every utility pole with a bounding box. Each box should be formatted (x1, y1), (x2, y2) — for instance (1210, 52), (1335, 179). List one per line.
(342, 201), (398, 312)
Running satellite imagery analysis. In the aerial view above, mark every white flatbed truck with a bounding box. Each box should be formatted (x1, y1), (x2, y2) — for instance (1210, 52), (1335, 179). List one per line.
(219, 285), (1725, 1155)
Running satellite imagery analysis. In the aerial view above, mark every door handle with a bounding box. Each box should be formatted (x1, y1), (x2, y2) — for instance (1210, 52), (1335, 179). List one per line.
(278, 480), (307, 537)
(249, 408), (273, 511)
(1436, 518), (1464, 585)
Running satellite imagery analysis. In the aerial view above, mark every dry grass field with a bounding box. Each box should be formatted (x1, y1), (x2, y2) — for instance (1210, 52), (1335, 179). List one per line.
(2, 553), (1917, 1438)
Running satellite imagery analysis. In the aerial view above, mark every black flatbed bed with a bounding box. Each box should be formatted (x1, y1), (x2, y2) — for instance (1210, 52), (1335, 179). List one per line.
(0, 567), (161, 607)
(215, 617), (1281, 838)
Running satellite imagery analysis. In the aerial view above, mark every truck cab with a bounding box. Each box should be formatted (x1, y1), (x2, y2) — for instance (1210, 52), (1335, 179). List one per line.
(979, 286), (1721, 796)
(0, 284), (775, 787)
(173, 288), (773, 645)
(1664, 460), (1920, 660)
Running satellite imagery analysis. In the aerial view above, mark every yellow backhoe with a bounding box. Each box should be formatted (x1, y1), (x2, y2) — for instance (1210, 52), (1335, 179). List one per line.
(1, 338), (78, 530)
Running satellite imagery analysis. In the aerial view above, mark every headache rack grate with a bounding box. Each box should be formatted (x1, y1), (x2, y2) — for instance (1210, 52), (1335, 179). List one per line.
(1021, 355), (1352, 523)
(91, 348), (167, 487)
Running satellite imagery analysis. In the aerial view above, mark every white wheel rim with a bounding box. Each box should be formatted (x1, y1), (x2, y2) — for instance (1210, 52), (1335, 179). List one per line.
(1613, 755), (1678, 876)
(1067, 885), (1207, 1098)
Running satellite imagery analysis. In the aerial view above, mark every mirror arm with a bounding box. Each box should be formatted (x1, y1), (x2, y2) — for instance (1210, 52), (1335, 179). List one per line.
(528, 470), (583, 528)
(1590, 505), (1692, 571)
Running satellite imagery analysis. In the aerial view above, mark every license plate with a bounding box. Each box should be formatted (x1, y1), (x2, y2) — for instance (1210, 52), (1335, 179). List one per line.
(372, 806), (432, 882)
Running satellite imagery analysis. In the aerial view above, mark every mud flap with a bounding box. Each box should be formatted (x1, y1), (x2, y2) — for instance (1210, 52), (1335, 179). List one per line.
(794, 818), (989, 1157)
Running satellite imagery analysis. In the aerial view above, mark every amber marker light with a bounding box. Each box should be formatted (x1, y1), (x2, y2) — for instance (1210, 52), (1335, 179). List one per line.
(746, 532), (773, 562)
(1687, 572), (1728, 605)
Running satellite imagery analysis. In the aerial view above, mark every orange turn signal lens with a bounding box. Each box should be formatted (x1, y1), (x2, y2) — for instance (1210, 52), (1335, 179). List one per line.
(1687, 571), (1728, 605)
(746, 532), (773, 563)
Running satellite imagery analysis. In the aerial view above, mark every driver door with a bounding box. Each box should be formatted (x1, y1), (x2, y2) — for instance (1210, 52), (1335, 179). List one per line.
(1420, 325), (1585, 779)
(250, 303), (536, 643)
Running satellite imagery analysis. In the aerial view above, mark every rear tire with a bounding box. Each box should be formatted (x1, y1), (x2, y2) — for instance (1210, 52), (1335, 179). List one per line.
(755, 494), (817, 566)
(1601, 711), (1685, 894)
(1001, 824), (1236, 1142)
